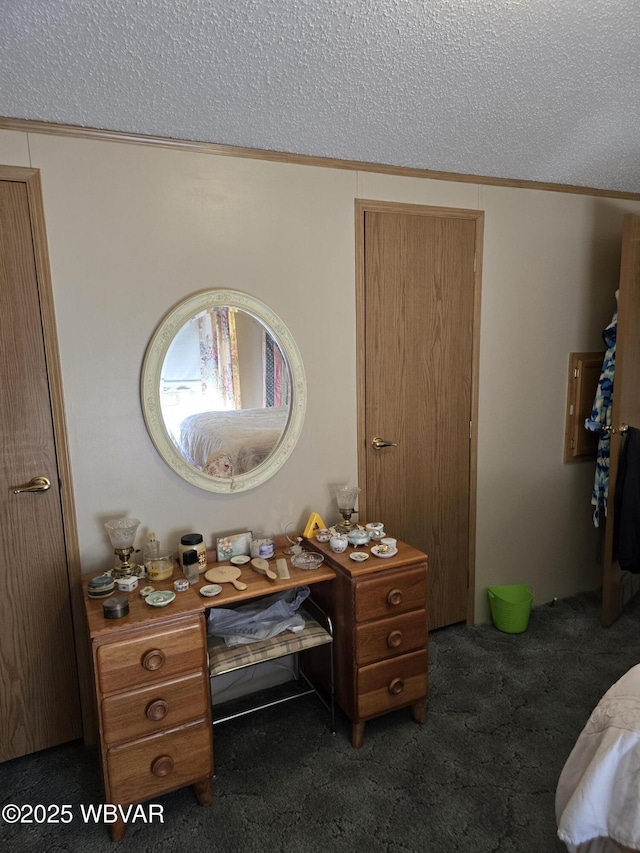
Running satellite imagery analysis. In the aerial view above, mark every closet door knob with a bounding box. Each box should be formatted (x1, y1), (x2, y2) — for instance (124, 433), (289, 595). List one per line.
(12, 476), (51, 494)
(372, 437), (398, 450)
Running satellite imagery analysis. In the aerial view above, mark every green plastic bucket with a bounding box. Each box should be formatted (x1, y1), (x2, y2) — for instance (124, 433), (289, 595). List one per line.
(487, 584), (534, 634)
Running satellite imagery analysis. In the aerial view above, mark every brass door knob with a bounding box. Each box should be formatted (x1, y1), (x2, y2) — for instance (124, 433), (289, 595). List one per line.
(372, 437), (398, 450)
(12, 476), (51, 494)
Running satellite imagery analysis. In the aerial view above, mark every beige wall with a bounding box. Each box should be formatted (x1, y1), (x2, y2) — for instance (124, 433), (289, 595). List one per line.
(2, 128), (639, 624)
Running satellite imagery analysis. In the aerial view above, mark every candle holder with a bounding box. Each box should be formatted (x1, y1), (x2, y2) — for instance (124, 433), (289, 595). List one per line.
(335, 484), (360, 534)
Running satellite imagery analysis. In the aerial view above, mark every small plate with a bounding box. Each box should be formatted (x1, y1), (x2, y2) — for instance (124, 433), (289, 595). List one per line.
(350, 551), (370, 562)
(291, 552), (325, 571)
(145, 590), (176, 607)
(371, 546), (398, 559)
(230, 555), (250, 566)
(200, 584), (222, 597)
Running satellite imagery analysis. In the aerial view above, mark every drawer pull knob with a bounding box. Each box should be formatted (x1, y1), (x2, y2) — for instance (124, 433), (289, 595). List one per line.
(141, 649), (166, 671)
(151, 755), (174, 777)
(387, 630), (403, 648)
(389, 678), (405, 695)
(146, 699), (168, 721)
(387, 589), (403, 606)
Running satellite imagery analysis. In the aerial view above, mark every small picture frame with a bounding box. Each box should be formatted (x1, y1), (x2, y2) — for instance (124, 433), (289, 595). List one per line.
(216, 531), (252, 562)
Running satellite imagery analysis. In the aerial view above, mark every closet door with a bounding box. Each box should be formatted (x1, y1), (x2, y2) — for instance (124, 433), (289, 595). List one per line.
(0, 170), (82, 760)
(356, 201), (483, 630)
(602, 213), (640, 625)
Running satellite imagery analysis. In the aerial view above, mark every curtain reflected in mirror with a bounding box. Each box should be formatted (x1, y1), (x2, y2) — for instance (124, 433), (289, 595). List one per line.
(160, 306), (291, 479)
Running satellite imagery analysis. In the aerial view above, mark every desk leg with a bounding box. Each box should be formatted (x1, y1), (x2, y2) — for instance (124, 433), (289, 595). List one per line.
(193, 777), (212, 806)
(109, 816), (126, 842)
(351, 721), (365, 749)
(410, 700), (425, 724)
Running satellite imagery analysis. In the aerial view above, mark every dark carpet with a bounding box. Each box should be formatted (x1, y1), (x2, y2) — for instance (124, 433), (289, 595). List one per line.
(2, 589), (639, 853)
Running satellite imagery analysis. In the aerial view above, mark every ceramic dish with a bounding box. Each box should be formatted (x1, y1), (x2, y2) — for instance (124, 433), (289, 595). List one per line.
(371, 545), (398, 559)
(349, 551), (370, 562)
(199, 583), (222, 597)
(145, 590), (176, 607)
(230, 555), (251, 566)
(291, 552), (325, 571)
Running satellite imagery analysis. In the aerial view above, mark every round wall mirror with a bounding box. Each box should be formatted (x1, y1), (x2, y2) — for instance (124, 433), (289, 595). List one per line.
(141, 290), (306, 492)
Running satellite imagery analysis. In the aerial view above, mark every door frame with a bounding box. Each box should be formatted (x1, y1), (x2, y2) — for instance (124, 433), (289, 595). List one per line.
(355, 199), (484, 625)
(1, 165), (92, 739)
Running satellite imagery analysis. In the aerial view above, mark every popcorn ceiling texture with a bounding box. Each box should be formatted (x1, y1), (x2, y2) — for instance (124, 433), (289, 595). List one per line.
(1, 0), (639, 192)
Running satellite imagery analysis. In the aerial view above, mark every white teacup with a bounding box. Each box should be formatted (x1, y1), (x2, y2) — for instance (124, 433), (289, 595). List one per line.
(380, 537), (397, 552)
(315, 528), (331, 543)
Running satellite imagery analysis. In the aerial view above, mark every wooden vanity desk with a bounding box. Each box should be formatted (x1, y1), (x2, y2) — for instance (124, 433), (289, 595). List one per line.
(82, 543), (335, 840)
(304, 536), (428, 748)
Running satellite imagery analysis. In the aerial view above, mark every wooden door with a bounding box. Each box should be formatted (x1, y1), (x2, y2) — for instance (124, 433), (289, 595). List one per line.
(0, 173), (82, 760)
(357, 201), (483, 630)
(602, 213), (640, 625)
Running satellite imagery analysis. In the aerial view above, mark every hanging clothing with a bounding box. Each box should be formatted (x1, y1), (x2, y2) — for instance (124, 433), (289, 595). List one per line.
(613, 426), (640, 574)
(584, 309), (617, 527)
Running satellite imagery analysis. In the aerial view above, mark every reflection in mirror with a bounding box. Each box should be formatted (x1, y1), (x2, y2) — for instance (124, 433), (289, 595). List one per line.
(161, 307), (290, 477)
(141, 291), (306, 493)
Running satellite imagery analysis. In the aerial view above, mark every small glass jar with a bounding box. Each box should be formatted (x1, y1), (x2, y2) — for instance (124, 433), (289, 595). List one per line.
(251, 532), (275, 559)
(182, 549), (200, 585)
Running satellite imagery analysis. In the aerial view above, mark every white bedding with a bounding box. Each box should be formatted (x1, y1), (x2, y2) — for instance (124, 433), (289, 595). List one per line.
(179, 406), (288, 475)
(556, 663), (640, 852)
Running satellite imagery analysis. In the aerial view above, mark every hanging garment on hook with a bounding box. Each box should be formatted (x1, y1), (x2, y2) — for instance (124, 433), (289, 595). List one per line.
(585, 308), (617, 526)
(614, 427), (640, 574)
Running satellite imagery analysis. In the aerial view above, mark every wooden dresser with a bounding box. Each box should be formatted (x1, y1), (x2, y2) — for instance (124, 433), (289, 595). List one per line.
(84, 581), (213, 841)
(305, 537), (428, 748)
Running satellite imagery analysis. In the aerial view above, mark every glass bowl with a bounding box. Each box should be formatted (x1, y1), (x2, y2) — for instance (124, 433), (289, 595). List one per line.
(291, 551), (325, 571)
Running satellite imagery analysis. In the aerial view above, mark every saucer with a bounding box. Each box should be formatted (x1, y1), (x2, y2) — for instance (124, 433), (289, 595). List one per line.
(349, 551), (370, 562)
(230, 555), (250, 566)
(145, 590), (176, 607)
(200, 584), (222, 597)
(371, 545), (398, 559)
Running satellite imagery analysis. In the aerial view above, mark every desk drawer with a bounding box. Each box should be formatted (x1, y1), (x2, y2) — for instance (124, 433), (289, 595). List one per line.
(355, 610), (427, 666)
(102, 672), (208, 744)
(107, 719), (212, 805)
(357, 650), (427, 719)
(97, 618), (204, 694)
(354, 567), (426, 622)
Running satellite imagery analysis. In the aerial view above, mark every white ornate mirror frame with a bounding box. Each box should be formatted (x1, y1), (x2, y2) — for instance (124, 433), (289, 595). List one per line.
(141, 290), (306, 493)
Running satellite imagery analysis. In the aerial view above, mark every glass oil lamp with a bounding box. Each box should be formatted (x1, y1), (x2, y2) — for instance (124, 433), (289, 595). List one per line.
(105, 517), (141, 578)
(335, 484), (360, 534)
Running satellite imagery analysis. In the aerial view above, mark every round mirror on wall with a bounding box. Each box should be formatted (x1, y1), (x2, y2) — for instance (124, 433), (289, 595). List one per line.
(141, 290), (306, 493)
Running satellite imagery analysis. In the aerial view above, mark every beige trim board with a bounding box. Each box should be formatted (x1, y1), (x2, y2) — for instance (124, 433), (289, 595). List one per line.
(1, 116), (639, 201)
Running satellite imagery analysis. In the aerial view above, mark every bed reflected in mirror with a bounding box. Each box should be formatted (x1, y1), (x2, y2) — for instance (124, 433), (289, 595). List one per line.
(141, 290), (306, 493)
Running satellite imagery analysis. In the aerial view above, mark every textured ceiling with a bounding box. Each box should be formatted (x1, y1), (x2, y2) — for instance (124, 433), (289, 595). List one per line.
(2, 0), (640, 193)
